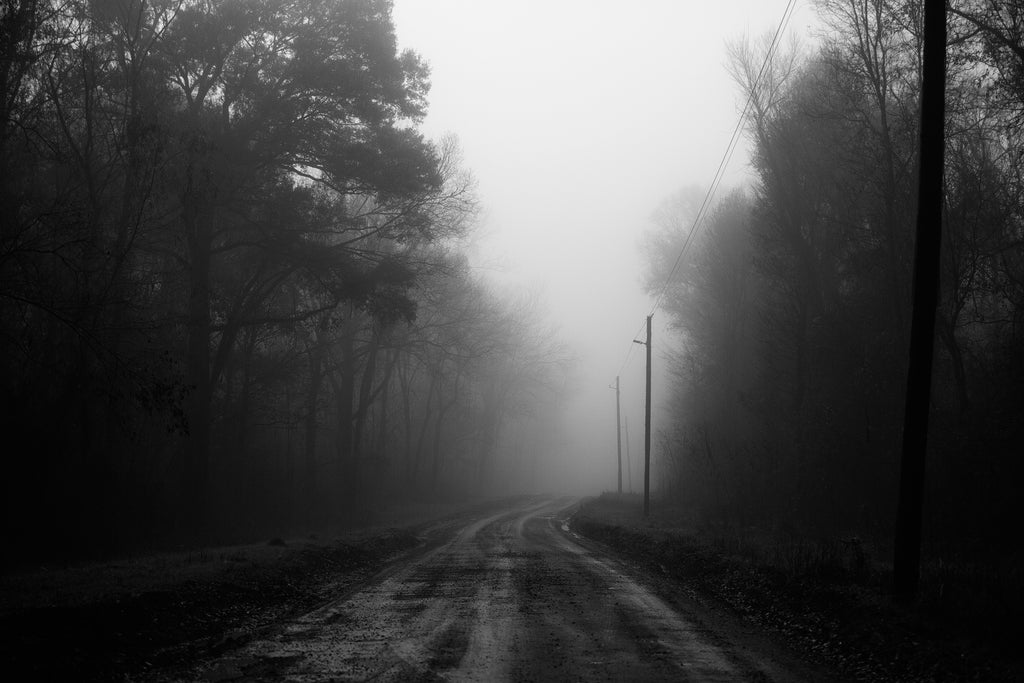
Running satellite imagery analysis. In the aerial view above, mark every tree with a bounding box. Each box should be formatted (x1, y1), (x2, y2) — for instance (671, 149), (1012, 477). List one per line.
(0, 0), (482, 554)
(646, 0), (1024, 581)
(148, 0), (442, 531)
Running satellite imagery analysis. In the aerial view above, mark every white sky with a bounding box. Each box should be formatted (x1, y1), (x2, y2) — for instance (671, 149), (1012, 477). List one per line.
(392, 0), (817, 493)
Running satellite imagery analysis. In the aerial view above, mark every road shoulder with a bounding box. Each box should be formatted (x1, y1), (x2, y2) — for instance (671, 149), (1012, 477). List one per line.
(0, 498), (509, 680)
(569, 493), (1021, 682)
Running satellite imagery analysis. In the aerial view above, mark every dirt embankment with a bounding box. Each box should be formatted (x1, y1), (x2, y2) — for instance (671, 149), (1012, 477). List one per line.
(570, 493), (1022, 682)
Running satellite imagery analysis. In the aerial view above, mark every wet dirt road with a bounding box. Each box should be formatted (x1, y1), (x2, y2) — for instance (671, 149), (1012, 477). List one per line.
(183, 497), (810, 682)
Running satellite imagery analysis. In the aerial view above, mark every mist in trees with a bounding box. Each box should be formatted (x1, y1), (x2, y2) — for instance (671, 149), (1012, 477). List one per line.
(0, 0), (573, 561)
(645, 0), (1023, 563)
(5, 0), (1020, 580)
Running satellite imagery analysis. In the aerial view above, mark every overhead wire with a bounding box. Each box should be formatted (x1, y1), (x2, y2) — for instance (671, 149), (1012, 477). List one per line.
(648, 0), (797, 317)
(615, 317), (649, 378)
(613, 0), (798, 379)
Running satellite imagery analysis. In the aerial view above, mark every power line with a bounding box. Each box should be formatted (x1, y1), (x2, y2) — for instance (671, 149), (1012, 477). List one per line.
(614, 0), (798, 382)
(647, 0), (797, 318)
(615, 316), (648, 377)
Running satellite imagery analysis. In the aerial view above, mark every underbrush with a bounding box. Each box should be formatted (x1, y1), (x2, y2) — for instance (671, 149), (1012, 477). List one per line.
(573, 492), (1022, 682)
(0, 530), (421, 680)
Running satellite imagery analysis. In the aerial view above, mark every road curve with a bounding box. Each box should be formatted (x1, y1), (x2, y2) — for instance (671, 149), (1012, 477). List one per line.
(184, 497), (805, 682)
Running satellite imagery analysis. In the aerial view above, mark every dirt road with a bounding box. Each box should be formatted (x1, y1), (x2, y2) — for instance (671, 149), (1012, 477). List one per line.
(173, 497), (819, 682)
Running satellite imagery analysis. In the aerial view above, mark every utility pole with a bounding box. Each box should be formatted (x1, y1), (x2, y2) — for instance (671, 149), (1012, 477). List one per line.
(894, 0), (946, 601)
(615, 376), (622, 494)
(644, 315), (652, 517)
(624, 416), (632, 493)
(635, 314), (653, 517)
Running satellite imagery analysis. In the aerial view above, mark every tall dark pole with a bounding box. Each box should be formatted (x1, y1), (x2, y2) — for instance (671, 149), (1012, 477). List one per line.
(624, 417), (633, 493)
(643, 315), (652, 518)
(615, 376), (623, 494)
(894, 0), (946, 601)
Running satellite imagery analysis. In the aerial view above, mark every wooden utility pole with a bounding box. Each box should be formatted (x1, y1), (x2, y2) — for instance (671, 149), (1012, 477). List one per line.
(643, 315), (652, 517)
(625, 416), (633, 492)
(894, 0), (946, 601)
(615, 376), (623, 494)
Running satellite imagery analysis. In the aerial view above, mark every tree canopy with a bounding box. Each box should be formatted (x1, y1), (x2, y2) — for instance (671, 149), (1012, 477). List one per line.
(0, 0), (571, 559)
(646, 0), (1023, 550)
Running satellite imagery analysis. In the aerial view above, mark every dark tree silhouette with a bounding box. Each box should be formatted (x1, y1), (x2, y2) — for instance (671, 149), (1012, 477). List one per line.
(894, 0), (946, 601)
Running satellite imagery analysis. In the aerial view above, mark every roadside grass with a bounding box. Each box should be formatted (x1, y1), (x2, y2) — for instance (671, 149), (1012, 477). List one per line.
(572, 492), (1022, 682)
(0, 530), (422, 680)
(1, 535), (340, 616)
(0, 497), (482, 681)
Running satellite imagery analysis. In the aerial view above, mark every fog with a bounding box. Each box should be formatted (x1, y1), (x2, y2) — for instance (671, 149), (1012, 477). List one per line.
(6, 4), (1022, 677)
(5, 0), (1022, 593)
(392, 0), (816, 493)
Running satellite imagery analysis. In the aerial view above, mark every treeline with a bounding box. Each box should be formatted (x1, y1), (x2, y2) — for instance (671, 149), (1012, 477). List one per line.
(0, 0), (570, 560)
(646, 0), (1023, 552)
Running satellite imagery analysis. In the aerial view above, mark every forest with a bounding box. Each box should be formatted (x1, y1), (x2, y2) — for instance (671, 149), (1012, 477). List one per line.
(0, 0), (572, 561)
(3, 1), (1022, 678)
(645, 0), (1022, 573)
(3, 0), (1021, 582)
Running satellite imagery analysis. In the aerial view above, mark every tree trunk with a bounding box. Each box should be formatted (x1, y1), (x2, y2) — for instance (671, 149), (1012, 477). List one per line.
(937, 314), (969, 413)
(304, 316), (329, 524)
(234, 327), (257, 468)
(410, 374), (437, 488)
(431, 370), (461, 490)
(351, 328), (380, 479)
(375, 349), (396, 466)
(398, 357), (414, 483)
(184, 205), (212, 537)
(333, 325), (357, 500)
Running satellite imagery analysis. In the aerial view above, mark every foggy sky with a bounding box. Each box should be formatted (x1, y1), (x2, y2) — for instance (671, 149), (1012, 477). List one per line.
(392, 1), (817, 493)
